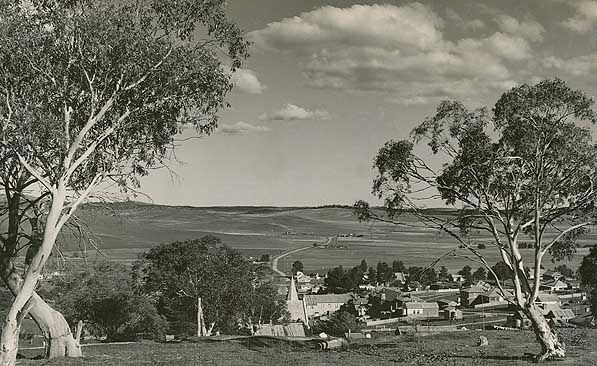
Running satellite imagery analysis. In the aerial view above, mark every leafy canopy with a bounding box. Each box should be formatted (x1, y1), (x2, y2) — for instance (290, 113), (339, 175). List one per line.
(356, 79), (597, 306)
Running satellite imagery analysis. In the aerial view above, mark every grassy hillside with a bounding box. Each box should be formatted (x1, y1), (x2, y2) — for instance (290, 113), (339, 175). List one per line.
(53, 202), (592, 273)
(18, 329), (597, 366)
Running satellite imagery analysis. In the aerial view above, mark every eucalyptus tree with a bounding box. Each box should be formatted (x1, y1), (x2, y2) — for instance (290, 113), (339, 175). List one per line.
(0, 0), (248, 364)
(355, 79), (597, 361)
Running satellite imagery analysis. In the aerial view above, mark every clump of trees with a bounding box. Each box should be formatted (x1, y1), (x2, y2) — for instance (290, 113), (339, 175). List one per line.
(133, 236), (285, 336)
(47, 261), (167, 342)
(324, 258), (409, 293)
(355, 79), (597, 361)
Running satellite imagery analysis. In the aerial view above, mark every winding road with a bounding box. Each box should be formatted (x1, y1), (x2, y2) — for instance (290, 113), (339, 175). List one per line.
(270, 236), (338, 276)
(270, 245), (312, 277)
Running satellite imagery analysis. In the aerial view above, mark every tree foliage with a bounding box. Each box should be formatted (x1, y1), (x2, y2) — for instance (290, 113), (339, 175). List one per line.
(47, 261), (166, 341)
(133, 236), (283, 335)
(356, 79), (597, 360)
(579, 246), (597, 289)
(0, 1), (247, 362)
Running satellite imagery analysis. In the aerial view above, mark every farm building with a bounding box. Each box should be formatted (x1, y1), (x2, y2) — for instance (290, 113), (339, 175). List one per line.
(460, 281), (491, 307)
(401, 302), (439, 318)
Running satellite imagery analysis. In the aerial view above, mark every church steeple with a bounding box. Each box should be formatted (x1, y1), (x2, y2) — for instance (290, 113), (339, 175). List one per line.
(287, 276), (299, 301)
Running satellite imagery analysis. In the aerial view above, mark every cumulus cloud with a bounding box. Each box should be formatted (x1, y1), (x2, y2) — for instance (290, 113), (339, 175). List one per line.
(249, 3), (444, 52)
(259, 104), (330, 121)
(495, 15), (544, 42)
(562, 0), (597, 33)
(446, 8), (486, 31)
(248, 3), (544, 104)
(218, 122), (271, 135)
(543, 53), (597, 77)
(230, 68), (266, 94)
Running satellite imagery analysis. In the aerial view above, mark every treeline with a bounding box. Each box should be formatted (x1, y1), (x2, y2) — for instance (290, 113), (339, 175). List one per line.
(324, 259), (446, 293)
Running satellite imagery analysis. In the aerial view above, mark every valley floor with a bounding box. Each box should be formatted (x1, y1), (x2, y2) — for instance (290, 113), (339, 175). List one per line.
(17, 329), (597, 366)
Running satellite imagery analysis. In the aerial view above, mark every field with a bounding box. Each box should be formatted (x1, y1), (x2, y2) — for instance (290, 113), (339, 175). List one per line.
(55, 202), (592, 274)
(17, 329), (597, 366)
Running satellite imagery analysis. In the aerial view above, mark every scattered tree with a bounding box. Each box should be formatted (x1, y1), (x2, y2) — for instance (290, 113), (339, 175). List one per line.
(554, 264), (575, 279)
(473, 267), (487, 282)
(579, 246), (597, 289)
(359, 259), (368, 273)
(438, 266), (451, 282)
(355, 79), (597, 361)
(392, 260), (406, 273)
(458, 266), (473, 284)
(292, 261), (304, 275)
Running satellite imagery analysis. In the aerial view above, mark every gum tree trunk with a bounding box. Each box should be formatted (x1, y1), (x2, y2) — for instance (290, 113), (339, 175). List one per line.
(524, 304), (565, 362)
(0, 187), (74, 366)
(1, 262), (82, 359)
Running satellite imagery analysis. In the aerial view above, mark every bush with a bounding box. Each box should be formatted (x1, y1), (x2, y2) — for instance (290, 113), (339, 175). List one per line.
(48, 261), (166, 342)
(310, 311), (361, 337)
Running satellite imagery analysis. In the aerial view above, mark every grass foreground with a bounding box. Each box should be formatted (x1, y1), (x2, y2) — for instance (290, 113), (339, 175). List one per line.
(17, 329), (597, 366)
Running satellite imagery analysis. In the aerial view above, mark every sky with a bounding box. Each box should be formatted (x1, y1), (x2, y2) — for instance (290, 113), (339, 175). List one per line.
(138, 0), (597, 207)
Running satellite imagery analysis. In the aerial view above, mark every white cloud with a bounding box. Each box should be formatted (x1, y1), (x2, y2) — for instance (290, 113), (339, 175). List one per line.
(230, 68), (265, 94)
(562, 0), (597, 33)
(446, 8), (486, 31)
(543, 53), (597, 77)
(218, 122), (271, 135)
(259, 104), (330, 121)
(495, 15), (544, 42)
(248, 4), (542, 103)
(249, 3), (445, 52)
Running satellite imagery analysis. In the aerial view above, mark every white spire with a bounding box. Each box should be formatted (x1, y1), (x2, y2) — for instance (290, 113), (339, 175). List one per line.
(287, 276), (299, 301)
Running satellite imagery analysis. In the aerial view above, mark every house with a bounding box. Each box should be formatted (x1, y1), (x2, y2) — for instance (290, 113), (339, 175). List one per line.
(536, 293), (561, 309)
(562, 301), (592, 316)
(540, 279), (569, 293)
(443, 306), (463, 320)
(545, 308), (575, 323)
(378, 288), (402, 302)
(460, 281), (491, 307)
(401, 302), (439, 318)
(303, 293), (353, 318)
(471, 288), (513, 306)
(393, 272), (407, 283)
(543, 270), (563, 282)
(451, 274), (465, 283)
(345, 297), (369, 319)
(437, 298), (459, 309)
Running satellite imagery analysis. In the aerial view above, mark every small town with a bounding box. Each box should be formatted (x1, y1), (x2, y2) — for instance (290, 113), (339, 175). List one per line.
(0, 0), (596, 365)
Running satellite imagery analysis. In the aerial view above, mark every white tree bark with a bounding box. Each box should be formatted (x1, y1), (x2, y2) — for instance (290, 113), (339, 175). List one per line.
(0, 188), (66, 366)
(524, 305), (565, 361)
(1, 262), (81, 359)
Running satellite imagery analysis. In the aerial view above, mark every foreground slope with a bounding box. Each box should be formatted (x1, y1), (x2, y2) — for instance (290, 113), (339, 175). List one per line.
(18, 329), (597, 366)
